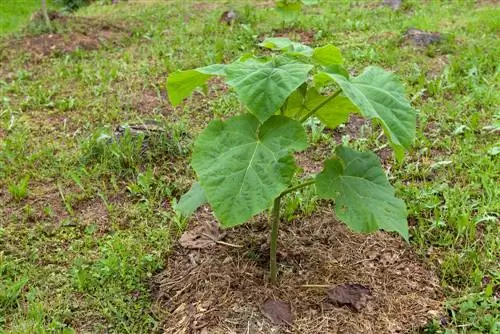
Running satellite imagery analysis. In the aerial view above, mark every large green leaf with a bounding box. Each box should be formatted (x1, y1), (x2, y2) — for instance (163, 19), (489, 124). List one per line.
(323, 67), (416, 160)
(275, 0), (318, 15)
(226, 57), (313, 122)
(192, 114), (308, 227)
(316, 146), (408, 240)
(166, 65), (226, 107)
(275, 0), (302, 15)
(259, 37), (313, 57)
(285, 88), (358, 129)
(174, 182), (207, 218)
(312, 44), (344, 66)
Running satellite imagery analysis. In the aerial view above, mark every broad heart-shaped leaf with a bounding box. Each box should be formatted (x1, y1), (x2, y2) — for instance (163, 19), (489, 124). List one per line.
(174, 182), (206, 218)
(324, 67), (416, 160)
(166, 64), (226, 107)
(192, 114), (308, 227)
(285, 88), (358, 129)
(312, 45), (344, 66)
(226, 57), (313, 122)
(316, 146), (408, 240)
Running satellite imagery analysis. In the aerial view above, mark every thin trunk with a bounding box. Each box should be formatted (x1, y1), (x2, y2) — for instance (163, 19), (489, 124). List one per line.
(41, 0), (53, 31)
(269, 197), (281, 284)
(269, 180), (315, 284)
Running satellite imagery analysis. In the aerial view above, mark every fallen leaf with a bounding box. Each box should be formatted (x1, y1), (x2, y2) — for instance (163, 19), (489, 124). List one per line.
(260, 300), (293, 326)
(326, 283), (372, 311)
(178, 221), (225, 249)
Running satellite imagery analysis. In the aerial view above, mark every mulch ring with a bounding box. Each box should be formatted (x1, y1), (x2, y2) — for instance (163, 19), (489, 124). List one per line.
(3, 15), (129, 63)
(152, 206), (443, 333)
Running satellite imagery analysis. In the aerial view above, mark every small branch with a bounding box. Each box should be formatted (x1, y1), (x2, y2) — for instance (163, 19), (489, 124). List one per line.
(278, 179), (315, 199)
(200, 232), (243, 248)
(300, 284), (332, 288)
(299, 89), (342, 123)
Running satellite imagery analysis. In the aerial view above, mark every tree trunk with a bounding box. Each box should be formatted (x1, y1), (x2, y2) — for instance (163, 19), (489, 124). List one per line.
(41, 0), (53, 31)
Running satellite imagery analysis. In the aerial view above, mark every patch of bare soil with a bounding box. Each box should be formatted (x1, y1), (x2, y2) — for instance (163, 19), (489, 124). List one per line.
(191, 2), (221, 12)
(153, 207), (443, 334)
(295, 115), (375, 175)
(0, 182), (71, 227)
(426, 55), (449, 79)
(2, 15), (128, 64)
(403, 28), (442, 47)
(332, 114), (370, 144)
(267, 28), (316, 45)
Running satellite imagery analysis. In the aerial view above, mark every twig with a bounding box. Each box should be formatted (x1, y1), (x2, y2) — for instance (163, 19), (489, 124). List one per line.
(300, 284), (332, 288)
(200, 233), (243, 248)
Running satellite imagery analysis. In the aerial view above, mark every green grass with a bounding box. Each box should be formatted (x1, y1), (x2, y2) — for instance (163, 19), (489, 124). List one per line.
(0, 0), (499, 333)
(0, 0), (60, 35)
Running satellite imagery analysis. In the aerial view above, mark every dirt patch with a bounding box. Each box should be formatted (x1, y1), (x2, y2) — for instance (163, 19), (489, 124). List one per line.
(426, 55), (449, 79)
(128, 88), (166, 116)
(332, 114), (370, 144)
(295, 149), (324, 175)
(191, 2), (221, 12)
(152, 207), (443, 333)
(0, 182), (71, 227)
(1, 15), (128, 65)
(268, 28), (316, 45)
(403, 28), (442, 47)
(74, 197), (110, 236)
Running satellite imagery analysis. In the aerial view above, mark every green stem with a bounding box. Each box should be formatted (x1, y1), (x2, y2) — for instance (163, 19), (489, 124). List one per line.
(269, 179), (316, 284)
(299, 89), (342, 123)
(279, 179), (316, 198)
(270, 197), (281, 284)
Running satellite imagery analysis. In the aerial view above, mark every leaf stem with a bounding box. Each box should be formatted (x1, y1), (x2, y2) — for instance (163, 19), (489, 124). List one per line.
(279, 179), (316, 198)
(270, 196), (281, 284)
(299, 89), (342, 123)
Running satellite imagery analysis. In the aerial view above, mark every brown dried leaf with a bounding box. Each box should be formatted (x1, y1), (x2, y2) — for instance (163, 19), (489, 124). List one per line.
(327, 283), (372, 312)
(260, 300), (293, 326)
(178, 221), (225, 249)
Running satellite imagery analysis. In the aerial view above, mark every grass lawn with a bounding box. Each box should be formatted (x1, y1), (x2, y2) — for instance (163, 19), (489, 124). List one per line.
(0, 0), (498, 333)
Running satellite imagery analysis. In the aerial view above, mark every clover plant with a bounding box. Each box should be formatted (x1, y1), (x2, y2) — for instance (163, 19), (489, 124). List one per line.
(167, 37), (416, 283)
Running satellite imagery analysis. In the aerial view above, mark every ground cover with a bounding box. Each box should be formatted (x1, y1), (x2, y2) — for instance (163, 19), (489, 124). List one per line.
(0, 0), (498, 333)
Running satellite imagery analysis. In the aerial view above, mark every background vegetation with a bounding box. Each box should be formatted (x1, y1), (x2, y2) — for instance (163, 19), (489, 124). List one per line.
(0, 0), (498, 333)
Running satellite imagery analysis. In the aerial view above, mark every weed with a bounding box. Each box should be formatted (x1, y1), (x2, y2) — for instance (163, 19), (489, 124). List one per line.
(8, 176), (30, 201)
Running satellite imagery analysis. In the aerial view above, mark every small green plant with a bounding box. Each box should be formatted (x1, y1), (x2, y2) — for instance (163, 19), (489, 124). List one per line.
(8, 176), (30, 201)
(275, 0), (318, 17)
(168, 37), (416, 283)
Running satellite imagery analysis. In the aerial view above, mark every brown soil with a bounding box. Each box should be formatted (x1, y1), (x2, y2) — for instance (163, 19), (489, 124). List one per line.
(0, 182), (71, 227)
(191, 2), (221, 12)
(269, 28), (316, 45)
(152, 207), (443, 334)
(1, 15), (128, 65)
(426, 55), (449, 79)
(332, 114), (370, 144)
